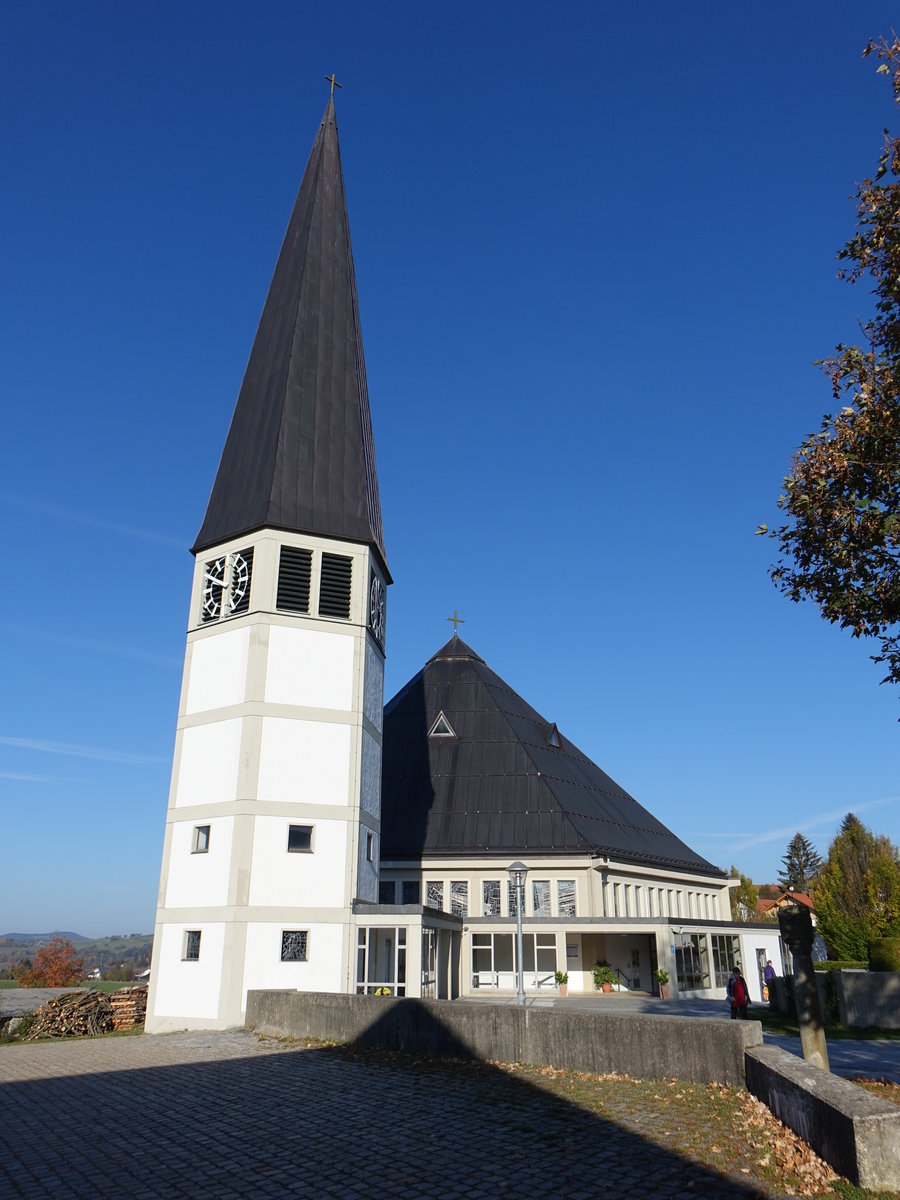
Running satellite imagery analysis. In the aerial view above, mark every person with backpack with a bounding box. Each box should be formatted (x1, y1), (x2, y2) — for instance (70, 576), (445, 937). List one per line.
(727, 966), (749, 1019)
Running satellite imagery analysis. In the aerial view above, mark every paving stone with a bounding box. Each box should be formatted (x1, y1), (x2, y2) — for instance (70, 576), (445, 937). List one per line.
(0, 1030), (785, 1198)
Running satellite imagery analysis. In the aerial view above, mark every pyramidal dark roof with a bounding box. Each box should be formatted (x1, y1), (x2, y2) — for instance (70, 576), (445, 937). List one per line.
(193, 98), (388, 577)
(381, 636), (724, 876)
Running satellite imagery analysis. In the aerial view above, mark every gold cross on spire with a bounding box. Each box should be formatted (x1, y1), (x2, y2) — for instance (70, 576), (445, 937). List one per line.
(446, 610), (465, 636)
(325, 73), (342, 98)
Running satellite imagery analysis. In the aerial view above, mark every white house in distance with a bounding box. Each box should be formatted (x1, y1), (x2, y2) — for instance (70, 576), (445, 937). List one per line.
(146, 94), (782, 1032)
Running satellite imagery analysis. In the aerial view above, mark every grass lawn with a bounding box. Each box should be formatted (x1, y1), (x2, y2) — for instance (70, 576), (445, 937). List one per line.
(752, 1004), (900, 1042)
(0, 981), (20, 989)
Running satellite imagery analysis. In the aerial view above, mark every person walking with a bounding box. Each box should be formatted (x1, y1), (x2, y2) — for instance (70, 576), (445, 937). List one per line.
(728, 966), (749, 1019)
(763, 959), (776, 1006)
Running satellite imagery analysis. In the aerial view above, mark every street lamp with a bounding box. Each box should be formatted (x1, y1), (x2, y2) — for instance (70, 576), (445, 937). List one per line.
(507, 861), (529, 1007)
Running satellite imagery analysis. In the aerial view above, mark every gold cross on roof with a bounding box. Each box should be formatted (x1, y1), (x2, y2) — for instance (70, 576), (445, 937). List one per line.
(446, 609), (465, 635)
(325, 73), (342, 98)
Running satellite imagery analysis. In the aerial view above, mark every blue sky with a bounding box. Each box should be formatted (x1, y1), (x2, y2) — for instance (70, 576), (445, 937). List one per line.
(2, 3), (898, 937)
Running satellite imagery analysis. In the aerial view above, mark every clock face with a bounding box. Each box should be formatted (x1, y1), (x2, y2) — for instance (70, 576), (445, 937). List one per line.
(368, 572), (386, 646)
(202, 551), (252, 622)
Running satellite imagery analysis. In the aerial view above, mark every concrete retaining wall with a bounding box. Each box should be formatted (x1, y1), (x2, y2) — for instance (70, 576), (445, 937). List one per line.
(746, 1044), (900, 1191)
(836, 971), (900, 1029)
(246, 990), (761, 1087)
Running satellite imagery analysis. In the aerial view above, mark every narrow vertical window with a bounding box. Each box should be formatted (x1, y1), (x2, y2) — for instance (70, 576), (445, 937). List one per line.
(482, 880), (501, 916)
(450, 881), (468, 917)
(557, 880), (576, 917)
(532, 880), (551, 917)
(366, 831), (375, 862)
(183, 930), (201, 961)
(192, 825), (210, 854)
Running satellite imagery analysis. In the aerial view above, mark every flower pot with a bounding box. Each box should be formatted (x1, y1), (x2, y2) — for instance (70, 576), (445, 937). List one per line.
(559, 984), (568, 998)
(660, 984), (669, 1000)
(601, 982), (612, 994)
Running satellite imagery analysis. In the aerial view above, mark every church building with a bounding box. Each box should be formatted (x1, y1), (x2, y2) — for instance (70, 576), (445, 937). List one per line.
(146, 95), (782, 1032)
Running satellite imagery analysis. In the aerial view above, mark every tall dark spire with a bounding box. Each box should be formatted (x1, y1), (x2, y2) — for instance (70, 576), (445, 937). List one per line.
(193, 98), (389, 577)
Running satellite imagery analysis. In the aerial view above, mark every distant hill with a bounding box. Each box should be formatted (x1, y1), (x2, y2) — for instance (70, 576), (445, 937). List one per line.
(1, 932), (86, 942)
(0, 933), (153, 979)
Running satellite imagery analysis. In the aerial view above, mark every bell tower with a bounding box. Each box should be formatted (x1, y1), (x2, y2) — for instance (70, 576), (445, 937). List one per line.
(146, 94), (389, 1032)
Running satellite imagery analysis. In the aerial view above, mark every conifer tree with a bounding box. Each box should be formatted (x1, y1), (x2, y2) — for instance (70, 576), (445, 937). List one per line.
(778, 832), (824, 892)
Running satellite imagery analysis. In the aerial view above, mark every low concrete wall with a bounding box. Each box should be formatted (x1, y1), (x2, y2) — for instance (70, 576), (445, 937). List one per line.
(746, 1044), (900, 1191)
(246, 991), (761, 1087)
(836, 971), (900, 1029)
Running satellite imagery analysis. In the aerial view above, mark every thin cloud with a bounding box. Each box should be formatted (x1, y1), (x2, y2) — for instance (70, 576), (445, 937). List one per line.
(0, 736), (166, 766)
(0, 623), (181, 669)
(0, 492), (184, 550)
(691, 795), (898, 854)
(0, 771), (90, 784)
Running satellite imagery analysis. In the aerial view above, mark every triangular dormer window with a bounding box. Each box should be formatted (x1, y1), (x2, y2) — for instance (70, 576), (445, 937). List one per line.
(548, 724), (561, 748)
(428, 712), (456, 738)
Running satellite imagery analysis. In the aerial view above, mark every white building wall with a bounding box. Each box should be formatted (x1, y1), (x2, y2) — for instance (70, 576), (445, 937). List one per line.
(151, 923), (226, 1019)
(165, 817), (234, 908)
(242, 922), (345, 995)
(257, 716), (351, 805)
(175, 719), (242, 807)
(248, 816), (347, 908)
(185, 627), (250, 713)
(264, 625), (354, 710)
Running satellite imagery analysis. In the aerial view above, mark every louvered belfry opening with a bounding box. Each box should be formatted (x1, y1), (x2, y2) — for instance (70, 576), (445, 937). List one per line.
(276, 546), (313, 613)
(319, 552), (352, 619)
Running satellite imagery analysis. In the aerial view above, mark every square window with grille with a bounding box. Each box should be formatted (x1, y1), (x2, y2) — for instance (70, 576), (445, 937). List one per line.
(557, 879), (576, 917)
(319, 553), (352, 619)
(281, 930), (308, 962)
(482, 880), (501, 916)
(287, 825), (313, 853)
(450, 881), (468, 917)
(183, 930), (201, 961)
(426, 881), (444, 910)
(276, 546), (312, 613)
(379, 880), (396, 904)
(192, 825), (210, 854)
(401, 880), (420, 905)
(532, 880), (551, 917)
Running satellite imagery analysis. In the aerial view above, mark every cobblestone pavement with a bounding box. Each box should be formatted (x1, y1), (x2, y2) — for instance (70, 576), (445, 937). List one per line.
(0, 1030), (784, 1199)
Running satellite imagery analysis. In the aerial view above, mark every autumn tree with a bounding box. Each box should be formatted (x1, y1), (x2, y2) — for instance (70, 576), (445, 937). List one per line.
(728, 865), (759, 921)
(758, 37), (900, 694)
(813, 813), (900, 959)
(15, 938), (86, 988)
(778, 832), (824, 893)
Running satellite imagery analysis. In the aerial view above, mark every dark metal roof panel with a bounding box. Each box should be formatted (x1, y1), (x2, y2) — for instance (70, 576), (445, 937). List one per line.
(193, 99), (388, 576)
(381, 639), (723, 876)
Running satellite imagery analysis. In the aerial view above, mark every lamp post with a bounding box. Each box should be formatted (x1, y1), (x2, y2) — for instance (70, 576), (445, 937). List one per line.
(507, 861), (529, 1007)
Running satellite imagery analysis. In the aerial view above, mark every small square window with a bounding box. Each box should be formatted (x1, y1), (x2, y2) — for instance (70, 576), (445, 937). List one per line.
(288, 825), (313, 853)
(366, 831), (375, 862)
(281, 930), (308, 962)
(401, 880), (420, 905)
(183, 930), (201, 961)
(192, 825), (210, 854)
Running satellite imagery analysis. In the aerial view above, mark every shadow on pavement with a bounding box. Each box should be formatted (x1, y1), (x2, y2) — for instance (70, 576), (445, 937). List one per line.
(0, 1027), (780, 1199)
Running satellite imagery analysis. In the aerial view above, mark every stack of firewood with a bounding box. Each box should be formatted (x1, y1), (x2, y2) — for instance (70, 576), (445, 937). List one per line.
(109, 985), (148, 1030)
(25, 990), (114, 1040)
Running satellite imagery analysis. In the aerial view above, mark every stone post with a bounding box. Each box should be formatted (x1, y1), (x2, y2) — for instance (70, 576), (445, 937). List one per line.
(778, 904), (829, 1071)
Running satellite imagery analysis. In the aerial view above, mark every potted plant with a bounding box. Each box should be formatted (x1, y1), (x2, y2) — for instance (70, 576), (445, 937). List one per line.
(654, 967), (670, 999)
(554, 969), (569, 998)
(592, 962), (617, 993)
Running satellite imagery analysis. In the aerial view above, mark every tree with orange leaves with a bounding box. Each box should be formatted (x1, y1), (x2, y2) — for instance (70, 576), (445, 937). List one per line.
(15, 938), (86, 987)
